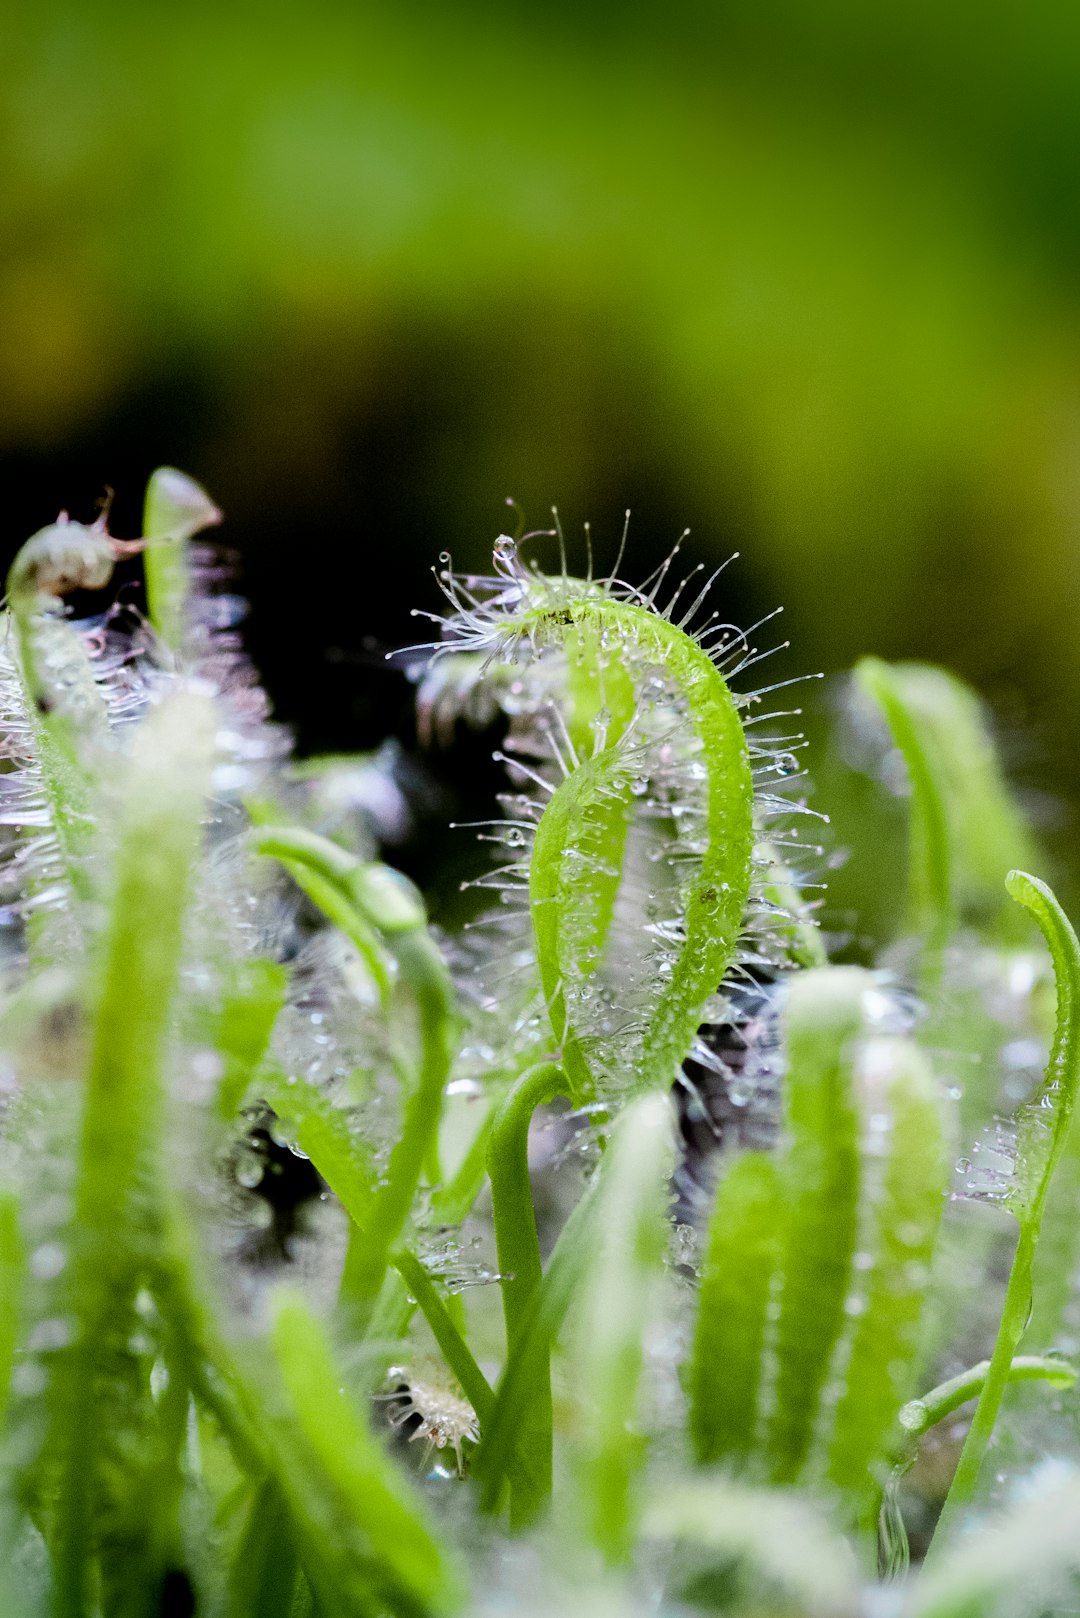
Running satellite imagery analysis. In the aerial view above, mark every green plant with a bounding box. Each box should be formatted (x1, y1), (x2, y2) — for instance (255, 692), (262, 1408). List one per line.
(0, 473), (1079, 1617)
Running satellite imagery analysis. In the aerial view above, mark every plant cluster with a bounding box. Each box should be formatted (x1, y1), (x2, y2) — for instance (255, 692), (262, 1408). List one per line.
(0, 471), (1077, 1618)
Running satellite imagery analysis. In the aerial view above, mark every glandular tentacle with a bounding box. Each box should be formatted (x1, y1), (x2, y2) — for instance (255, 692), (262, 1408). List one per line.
(422, 531), (822, 1113)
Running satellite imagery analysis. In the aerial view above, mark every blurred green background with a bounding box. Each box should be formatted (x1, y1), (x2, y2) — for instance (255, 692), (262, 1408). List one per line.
(4, 0), (1080, 931)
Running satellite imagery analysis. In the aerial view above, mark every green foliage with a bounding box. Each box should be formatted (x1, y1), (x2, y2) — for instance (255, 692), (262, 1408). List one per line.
(0, 472), (1077, 1618)
(47, 689), (215, 1618)
(265, 1291), (463, 1618)
(690, 1151), (781, 1466)
(688, 966), (947, 1517)
(485, 1063), (564, 1526)
(643, 1480), (859, 1618)
(526, 594), (755, 1102)
(927, 870), (1080, 1555)
(563, 1091), (675, 1563)
(854, 659), (1038, 960)
(767, 969), (868, 1482)
(141, 467), (221, 657)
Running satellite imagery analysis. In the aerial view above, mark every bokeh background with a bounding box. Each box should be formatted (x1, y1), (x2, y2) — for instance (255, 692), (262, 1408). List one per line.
(4, 0), (1080, 933)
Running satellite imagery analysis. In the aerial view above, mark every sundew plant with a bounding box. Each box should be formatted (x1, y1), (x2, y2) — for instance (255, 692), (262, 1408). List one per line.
(1, 471), (1080, 1618)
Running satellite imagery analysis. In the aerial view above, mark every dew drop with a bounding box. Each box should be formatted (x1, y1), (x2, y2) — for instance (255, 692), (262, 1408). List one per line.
(11, 1362), (46, 1398)
(235, 1147), (264, 1189)
(28, 1315), (74, 1352)
(30, 1243), (66, 1281)
(898, 1400), (926, 1433)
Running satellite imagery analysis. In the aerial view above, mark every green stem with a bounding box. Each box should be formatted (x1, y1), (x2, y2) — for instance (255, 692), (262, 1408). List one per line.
(926, 1230), (1035, 1554)
(929, 870), (1080, 1558)
(250, 827), (457, 1331)
(151, 1249), (267, 1481)
(901, 1354), (1076, 1441)
(343, 927), (455, 1325)
(473, 1173), (601, 1517)
(352, 1267), (417, 1388)
(488, 1063), (566, 1349)
(485, 1061), (566, 1526)
(271, 858), (392, 1009)
(391, 1251), (495, 1427)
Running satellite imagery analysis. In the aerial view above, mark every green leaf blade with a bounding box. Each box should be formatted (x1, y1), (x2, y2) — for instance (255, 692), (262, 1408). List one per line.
(142, 467), (222, 655)
(690, 1150), (782, 1467)
(565, 1091), (676, 1562)
(529, 597), (756, 1102)
(215, 957), (288, 1120)
(767, 967), (868, 1483)
(929, 871), (1080, 1553)
(1005, 870), (1080, 1222)
(825, 1036), (947, 1500)
(269, 1290), (464, 1618)
(47, 688), (216, 1618)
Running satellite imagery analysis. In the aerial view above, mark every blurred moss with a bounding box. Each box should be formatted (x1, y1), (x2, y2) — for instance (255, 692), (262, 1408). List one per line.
(3, 0), (1080, 856)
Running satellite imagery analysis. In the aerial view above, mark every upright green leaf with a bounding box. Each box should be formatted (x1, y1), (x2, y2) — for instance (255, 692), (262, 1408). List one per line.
(227, 1477), (300, 1618)
(142, 466), (222, 656)
(529, 752), (631, 1100)
(854, 659), (954, 970)
(5, 523), (114, 912)
(826, 1037), (946, 1502)
(256, 1069), (376, 1231)
(854, 659), (1037, 962)
(485, 1062), (565, 1525)
(267, 1291), (463, 1618)
(767, 968), (866, 1482)
(564, 1092), (675, 1563)
(46, 689), (215, 1618)
(473, 1175), (602, 1516)
(929, 871), (1080, 1555)
(1005, 873), (1080, 1222)
(0, 1192), (24, 1429)
(527, 597), (756, 1101)
(690, 1151), (782, 1467)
